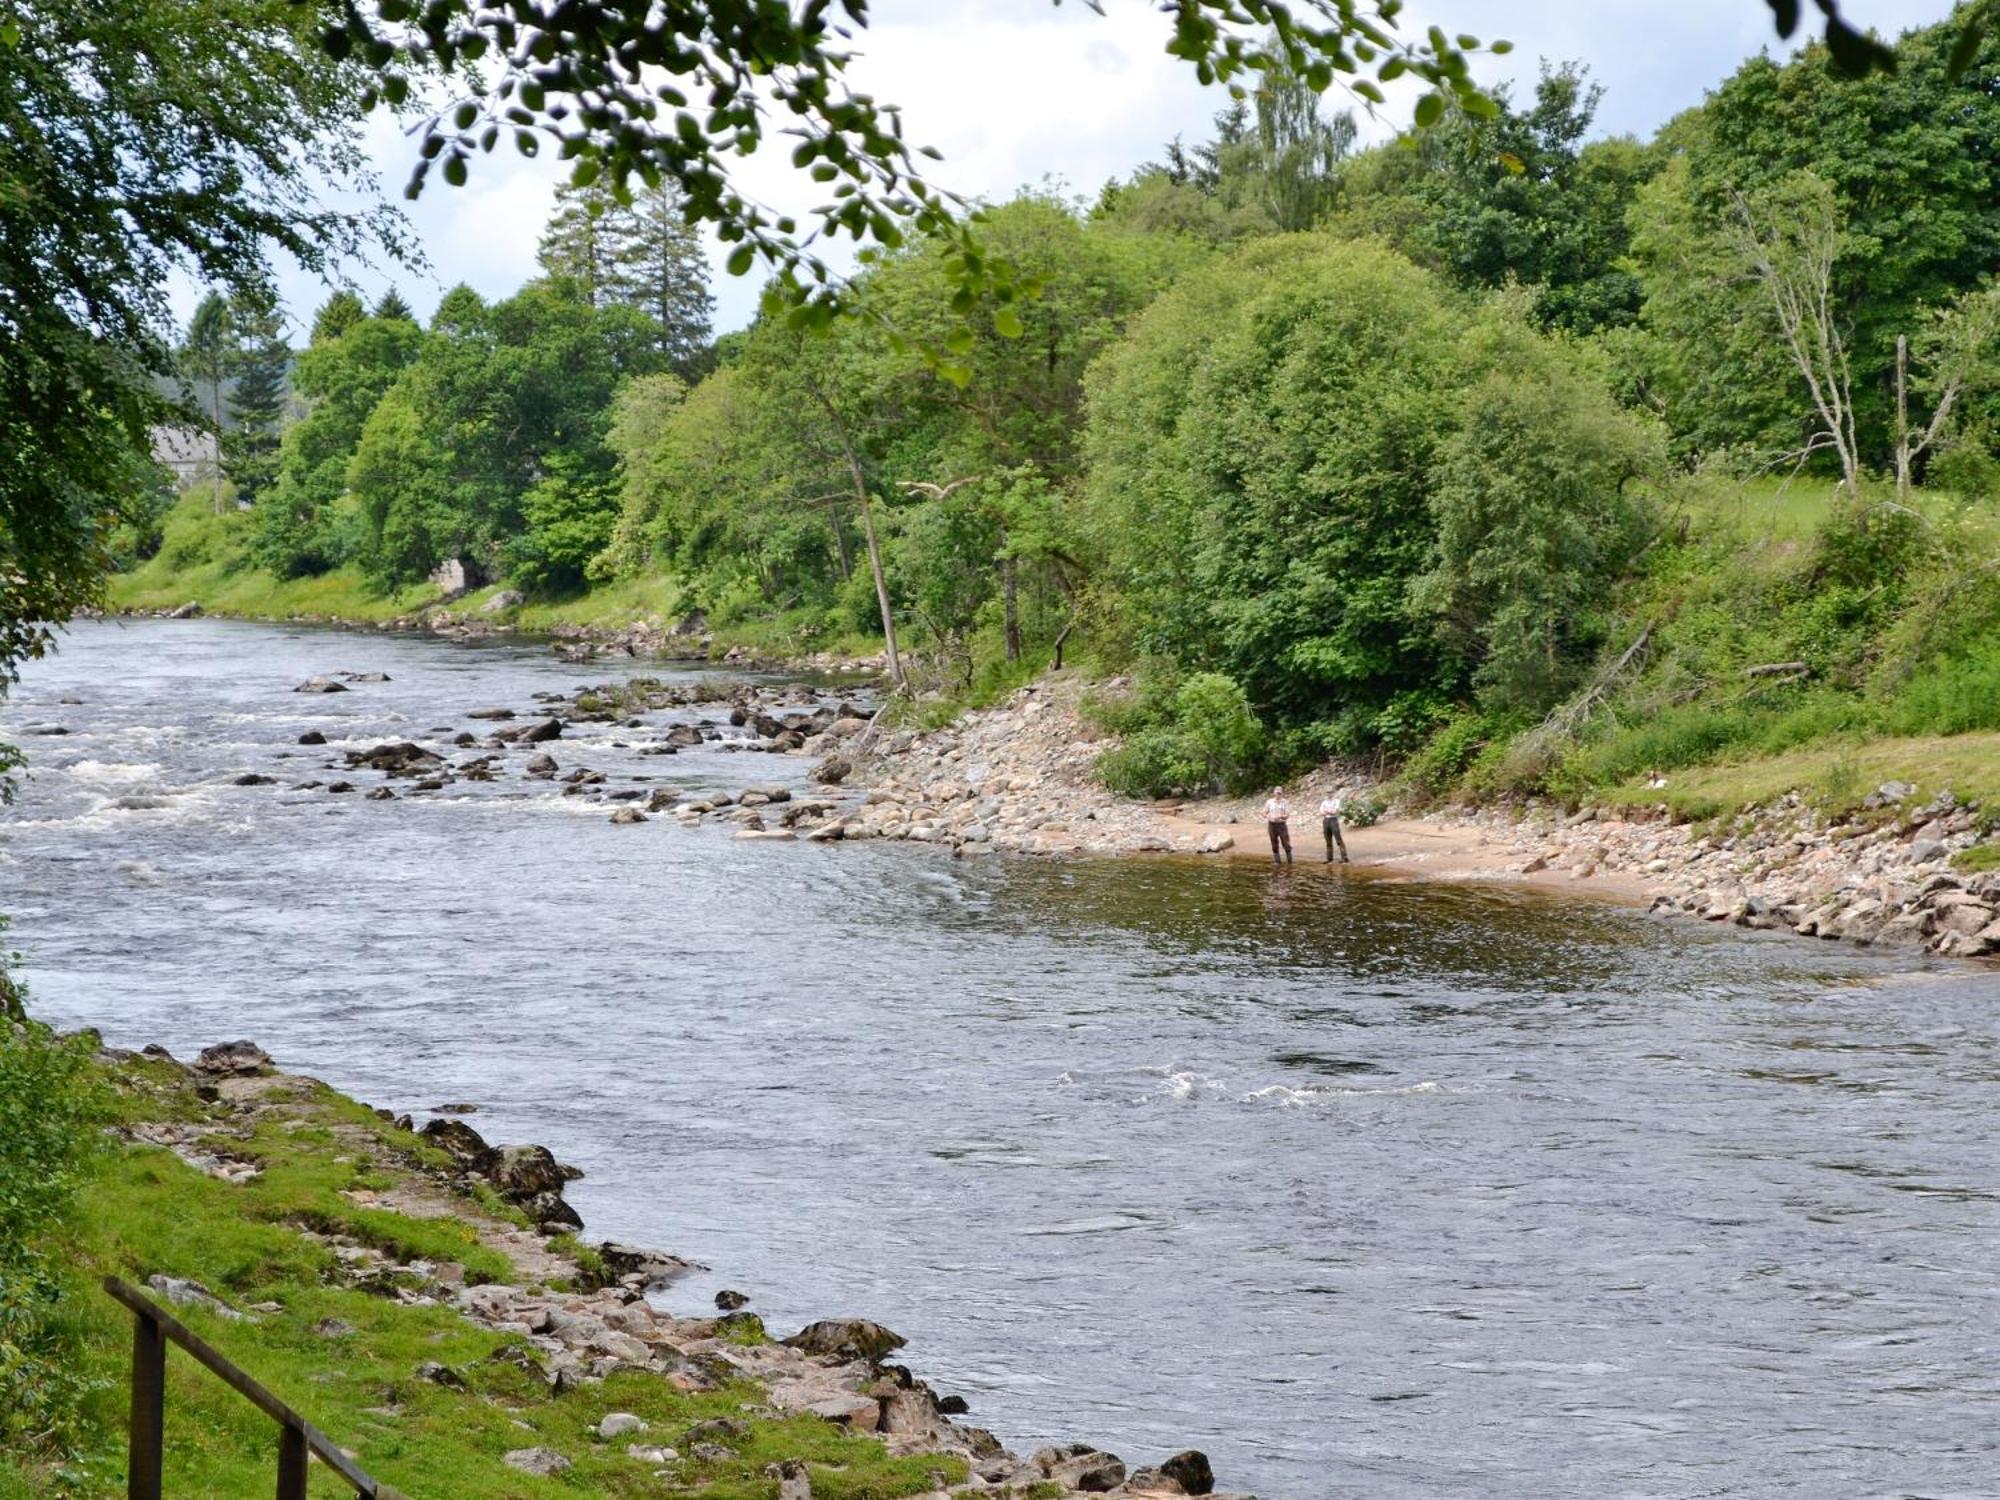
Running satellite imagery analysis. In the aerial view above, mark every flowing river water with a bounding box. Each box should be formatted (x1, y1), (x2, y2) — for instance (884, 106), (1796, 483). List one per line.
(6, 618), (2000, 1497)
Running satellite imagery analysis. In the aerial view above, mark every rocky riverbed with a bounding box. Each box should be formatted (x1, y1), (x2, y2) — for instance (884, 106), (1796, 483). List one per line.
(109, 1035), (1239, 1499)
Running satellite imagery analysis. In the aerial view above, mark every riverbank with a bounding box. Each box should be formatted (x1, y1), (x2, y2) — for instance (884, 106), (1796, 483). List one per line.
(106, 563), (890, 679)
(60, 612), (2000, 963)
(8, 1034), (1235, 1499)
(840, 673), (2000, 961)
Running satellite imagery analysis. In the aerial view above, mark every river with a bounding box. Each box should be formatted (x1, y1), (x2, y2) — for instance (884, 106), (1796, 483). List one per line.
(5, 618), (1999, 1497)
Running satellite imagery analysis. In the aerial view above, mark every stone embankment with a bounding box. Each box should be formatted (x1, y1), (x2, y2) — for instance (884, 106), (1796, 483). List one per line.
(113, 1037), (1242, 1499)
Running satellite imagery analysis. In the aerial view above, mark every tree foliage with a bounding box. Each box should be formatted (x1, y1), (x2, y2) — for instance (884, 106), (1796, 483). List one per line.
(0, 0), (400, 705)
(1082, 237), (1660, 748)
(224, 289), (293, 507)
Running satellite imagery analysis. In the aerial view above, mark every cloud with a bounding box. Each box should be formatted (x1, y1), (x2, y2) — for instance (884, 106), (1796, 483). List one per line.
(208, 0), (1956, 339)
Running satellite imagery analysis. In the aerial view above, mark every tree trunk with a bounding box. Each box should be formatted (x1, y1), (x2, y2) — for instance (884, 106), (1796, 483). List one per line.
(830, 508), (853, 582)
(1895, 333), (1912, 502)
(210, 373), (225, 515)
(1001, 551), (1021, 665)
(846, 454), (903, 690)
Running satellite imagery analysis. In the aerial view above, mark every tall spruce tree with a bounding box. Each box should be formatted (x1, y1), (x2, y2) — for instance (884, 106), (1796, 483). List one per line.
(179, 292), (235, 512)
(224, 288), (289, 506)
(373, 287), (416, 322)
(606, 183), (714, 375)
(537, 181), (622, 306)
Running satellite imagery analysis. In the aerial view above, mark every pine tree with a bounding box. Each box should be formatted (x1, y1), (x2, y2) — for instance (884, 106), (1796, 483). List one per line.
(373, 287), (416, 323)
(537, 181), (623, 306)
(605, 183), (714, 375)
(310, 290), (366, 346)
(224, 289), (290, 506)
(179, 292), (235, 512)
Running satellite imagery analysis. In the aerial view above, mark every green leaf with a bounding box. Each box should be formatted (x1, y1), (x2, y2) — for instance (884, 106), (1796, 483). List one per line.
(726, 244), (757, 277)
(993, 307), (1024, 339)
(1414, 92), (1445, 129)
(441, 154), (467, 187)
(944, 327), (975, 356)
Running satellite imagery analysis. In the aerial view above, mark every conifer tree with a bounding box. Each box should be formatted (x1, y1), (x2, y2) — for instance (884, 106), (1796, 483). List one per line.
(310, 290), (367, 346)
(373, 287), (416, 322)
(224, 289), (290, 506)
(536, 181), (622, 306)
(179, 293), (235, 512)
(606, 183), (715, 375)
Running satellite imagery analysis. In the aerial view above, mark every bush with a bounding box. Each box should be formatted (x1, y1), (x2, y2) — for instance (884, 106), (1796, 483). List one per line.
(1403, 712), (1503, 798)
(0, 961), (103, 1457)
(1092, 670), (1267, 798)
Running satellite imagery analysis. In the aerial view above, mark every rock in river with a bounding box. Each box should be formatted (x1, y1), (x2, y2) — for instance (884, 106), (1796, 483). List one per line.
(1160, 1449), (1216, 1494)
(498, 717), (563, 744)
(782, 1318), (906, 1364)
(293, 676), (348, 694)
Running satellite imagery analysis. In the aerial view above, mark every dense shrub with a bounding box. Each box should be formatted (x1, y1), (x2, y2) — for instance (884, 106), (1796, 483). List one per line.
(1081, 237), (1662, 744)
(1094, 670), (1268, 797)
(0, 961), (102, 1457)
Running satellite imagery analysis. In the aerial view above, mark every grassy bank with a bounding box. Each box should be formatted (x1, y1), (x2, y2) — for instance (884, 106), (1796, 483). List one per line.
(0, 1023), (956, 1500)
(109, 492), (883, 666)
(1390, 474), (2000, 824)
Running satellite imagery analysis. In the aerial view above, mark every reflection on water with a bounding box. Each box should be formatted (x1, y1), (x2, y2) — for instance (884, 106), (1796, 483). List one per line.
(6, 619), (2000, 1496)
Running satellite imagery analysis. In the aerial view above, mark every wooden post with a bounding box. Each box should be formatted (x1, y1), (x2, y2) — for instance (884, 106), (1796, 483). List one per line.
(128, 1313), (166, 1500)
(276, 1424), (309, 1500)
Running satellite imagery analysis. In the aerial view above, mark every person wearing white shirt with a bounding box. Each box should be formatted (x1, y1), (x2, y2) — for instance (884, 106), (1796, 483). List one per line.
(1318, 792), (1349, 864)
(1263, 789), (1292, 866)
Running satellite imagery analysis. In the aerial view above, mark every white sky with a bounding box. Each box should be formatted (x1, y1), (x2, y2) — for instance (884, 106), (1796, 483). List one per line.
(207, 0), (1958, 340)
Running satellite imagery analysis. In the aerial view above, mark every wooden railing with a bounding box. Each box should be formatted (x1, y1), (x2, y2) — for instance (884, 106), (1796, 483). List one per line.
(104, 1276), (404, 1499)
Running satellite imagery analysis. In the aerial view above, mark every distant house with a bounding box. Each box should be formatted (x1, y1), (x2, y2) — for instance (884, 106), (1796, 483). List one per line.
(151, 425), (220, 488)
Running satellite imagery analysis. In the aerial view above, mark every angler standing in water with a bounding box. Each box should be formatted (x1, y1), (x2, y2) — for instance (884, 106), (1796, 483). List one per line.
(1319, 791), (1349, 864)
(1264, 788), (1293, 867)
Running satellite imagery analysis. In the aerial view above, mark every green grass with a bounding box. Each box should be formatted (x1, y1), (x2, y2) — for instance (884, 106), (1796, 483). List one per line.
(6, 1053), (961, 1499)
(111, 500), (885, 663)
(112, 558), (440, 623)
(1597, 731), (2000, 822)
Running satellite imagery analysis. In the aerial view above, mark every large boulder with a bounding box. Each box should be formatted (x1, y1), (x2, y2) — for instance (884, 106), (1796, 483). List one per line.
(522, 1190), (583, 1231)
(429, 557), (483, 600)
(294, 676), (348, 694)
(498, 717), (563, 744)
(482, 590), (525, 614)
(488, 1145), (567, 1198)
(782, 1318), (906, 1364)
(195, 1040), (273, 1076)
(1034, 1444), (1126, 1492)
(502, 1448), (570, 1477)
(344, 742), (444, 777)
(1159, 1450), (1216, 1495)
(419, 1116), (494, 1168)
(810, 757), (852, 786)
